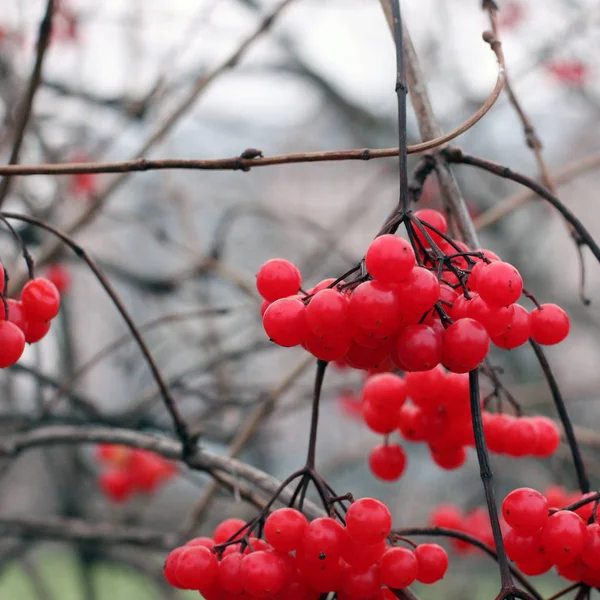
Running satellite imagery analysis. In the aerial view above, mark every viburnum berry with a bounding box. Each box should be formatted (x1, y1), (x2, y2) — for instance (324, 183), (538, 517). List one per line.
(363, 401), (397, 434)
(502, 488), (549, 535)
(516, 554), (553, 576)
(213, 518), (247, 544)
(262, 297), (307, 347)
(305, 329), (351, 362)
(430, 504), (463, 530)
(368, 443), (407, 481)
(306, 288), (349, 335)
(240, 550), (287, 596)
(173, 545), (219, 590)
(530, 303), (570, 345)
(477, 261), (523, 307)
(441, 318), (490, 372)
(218, 552), (244, 594)
(430, 446), (467, 470)
(413, 209), (447, 248)
(45, 263), (71, 294)
(301, 517), (345, 564)
(346, 498), (392, 545)
(256, 258), (301, 301)
(379, 547), (418, 588)
(530, 416), (561, 457)
(395, 266), (440, 318)
(264, 508), (308, 552)
(365, 234), (415, 284)
(397, 404), (427, 442)
(185, 537), (214, 548)
(414, 543), (449, 583)
(394, 324), (441, 371)
(163, 547), (186, 587)
(0, 321), (26, 367)
(503, 529), (543, 563)
(503, 417), (539, 458)
(467, 295), (513, 337)
(25, 319), (51, 344)
(339, 562), (381, 598)
(349, 281), (401, 336)
(99, 468), (134, 502)
(341, 529), (387, 568)
(582, 523), (600, 570)
(540, 511), (588, 566)
(491, 304), (531, 349)
(362, 373), (407, 415)
(21, 277), (61, 321)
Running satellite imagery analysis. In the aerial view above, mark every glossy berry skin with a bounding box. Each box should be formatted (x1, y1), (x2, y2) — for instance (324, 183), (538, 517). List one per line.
(301, 517), (345, 564)
(530, 416), (561, 457)
(25, 319), (51, 344)
(441, 318), (490, 372)
(264, 508), (308, 552)
(262, 297), (307, 347)
(369, 443), (407, 481)
(218, 553), (244, 594)
(540, 511), (588, 566)
(380, 547), (418, 588)
(395, 267), (441, 317)
(502, 488), (549, 535)
(516, 555), (553, 576)
(339, 563), (381, 598)
(394, 324), (441, 372)
(503, 529), (542, 563)
(346, 498), (392, 545)
(45, 264), (71, 294)
(466, 295), (513, 337)
(582, 523), (600, 570)
(414, 544), (449, 583)
(213, 518), (247, 544)
(21, 278), (60, 321)
(413, 209), (447, 248)
(491, 304), (531, 350)
(349, 281), (401, 336)
(256, 259), (301, 301)
(163, 547), (186, 587)
(361, 373), (407, 415)
(240, 551), (287, 596)
(306, 289), (349, 335)
(530, 304), (570, 345)
(365, 234), (415, 284)
(173, 546), (218, 590)
(477, 262), (523, 307)
(0, 321), (26, 367)
(341, 530), (386, 568)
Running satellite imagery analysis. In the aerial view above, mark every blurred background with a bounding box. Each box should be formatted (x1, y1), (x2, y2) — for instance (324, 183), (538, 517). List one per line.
(0, 0), (599, 598)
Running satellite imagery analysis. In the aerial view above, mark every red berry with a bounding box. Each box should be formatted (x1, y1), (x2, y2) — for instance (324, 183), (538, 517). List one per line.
(263, 297), (307, 347)
(45, 264), (71, 294)
(430, 446), (467, 470)
(256, 259), (301, 301)
(581, 523), (600, 570)
(341, 530), (386, 568)
(504, 417), (539, 457)
(530, 303), (570, 345)
(394, 324), (441, 372)
(379, 547), (418, 588)
(25, 319), (51, 344)
(301, 517), (345, 565)
(0, 320), (26, 367)
(362, 373), (407, 416)
(413, 209), (447, 248)
(397, 404), (427, 442)
(366, 234), (416, 284)
(430, 504), (463, 530)
(305, 329), (351, 362)
(349, 281), (401, 336)
(213, 518), (247, 544)
(264, 508), (308, 553)
(21, 277), (60, 321)
(346, 498), (392, 545)
(394, 267), (441, 318)
(467, 295), (513, 337)
(515, 555), (553, 576)
(99, 468), (134, 503)
(530, 416), (560, 457)
(164, 547), (186, 588)
(491, 304), (531, 349)
(218, 552), (244, 594)
(414, 543), (448, 583)
(502, 488), (549, 535)
(503, 529), (543, 563)
(368, 443), (407, 481)
(477, 262), (523, 307)
(185, 537), (214, 548)
(540, 511), (588, 566)
(241, 551), (287, 596)
(174, 545), (219, 590)
(363, 401), (397, 434)
(339, 562), (381, 598)
(441, 318), (490, 372)
(306, 289), (349, 335)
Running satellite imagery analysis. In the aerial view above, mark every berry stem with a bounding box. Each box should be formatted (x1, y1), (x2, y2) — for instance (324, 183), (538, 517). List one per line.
(390, 0), (409, 212)
(305, 359), (328, 469)
(529, 339), (590, 494)
(468, 368), (517, 594)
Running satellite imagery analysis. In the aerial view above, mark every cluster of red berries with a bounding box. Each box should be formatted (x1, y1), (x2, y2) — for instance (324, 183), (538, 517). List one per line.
(356, 369), (560, 481)
(0, 269), (61, 368)
(258, 209), (570, 374)
(430, 504), (506, 554)
(95, 444), (176, 503)
(164, 498), (449, 599)
(501, 487), (600, 585)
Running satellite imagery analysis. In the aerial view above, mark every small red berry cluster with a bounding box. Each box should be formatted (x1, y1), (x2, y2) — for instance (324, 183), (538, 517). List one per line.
(164, 498), (449, 599)
(258, 209), (570, 374)
(430, 504), (505, 554)
(356, 369), (560, 481)
(95, 444), (176, 503)
(0, 267), (61, 368)
(501, 487), (600, 585)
